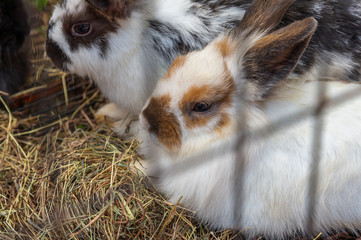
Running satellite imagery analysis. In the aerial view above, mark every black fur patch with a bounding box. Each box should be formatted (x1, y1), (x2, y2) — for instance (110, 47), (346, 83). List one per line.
(0, 50), (29, 95)
(147, 20), (204, 65)
(0, 0), (30, 52)
(0, 0), (30, 95)
(86, 0), (138, 19)
(282, 0), (361, 81)
(191, 0), (250, 11)
(85, 0), (110, 11)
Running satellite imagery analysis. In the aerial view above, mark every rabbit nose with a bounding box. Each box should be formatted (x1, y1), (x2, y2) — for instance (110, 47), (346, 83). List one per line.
(46, 39), (70, 71)
(140, 107), (162, 138)
(140, 112), (160, 145)
(144, 115), (159, 136)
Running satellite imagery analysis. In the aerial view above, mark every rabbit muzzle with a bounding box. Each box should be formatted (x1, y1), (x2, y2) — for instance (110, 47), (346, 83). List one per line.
(46, 38), (70, 71)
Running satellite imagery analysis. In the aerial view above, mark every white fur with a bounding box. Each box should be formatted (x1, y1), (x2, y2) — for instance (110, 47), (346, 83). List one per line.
(349, 2), (361, 17)
(140, 77), (361, 240)
(151, 1), (200, 32)
(65, 0), (85, 12)
(311, 2), (325, 17)
(138, 29), (361, 239)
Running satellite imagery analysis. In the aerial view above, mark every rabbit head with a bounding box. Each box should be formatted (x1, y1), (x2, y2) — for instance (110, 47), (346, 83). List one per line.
(46, 0), (142, 73)
(46, 0), (163, 114)
(139, 0), (317, 158)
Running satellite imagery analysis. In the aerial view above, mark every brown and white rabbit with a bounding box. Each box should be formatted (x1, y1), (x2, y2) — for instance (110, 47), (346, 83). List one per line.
(0, 0), (30, 98)
(46, 0), (361, 134)
(138, 0), (361, 238)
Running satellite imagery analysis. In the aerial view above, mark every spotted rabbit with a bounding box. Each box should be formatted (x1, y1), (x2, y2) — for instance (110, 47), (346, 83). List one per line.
(138, 0), (361, 238)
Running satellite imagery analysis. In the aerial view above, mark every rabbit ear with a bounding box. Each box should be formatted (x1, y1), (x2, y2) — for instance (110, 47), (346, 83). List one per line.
(235, 0), (295, 36)
(242, 17), (318, 99)
(85, 0), (109, 10)
(85, 0), (137, 19)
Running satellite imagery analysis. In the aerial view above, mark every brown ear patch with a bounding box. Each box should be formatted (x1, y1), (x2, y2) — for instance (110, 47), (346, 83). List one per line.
(163, 55), (188, 80)
(142, 95), (182, 152)
(234, 0), (295, 36)
(179, 64), (235, 130)
(243, 17), (317, 98)
(85, 0), (137, 20)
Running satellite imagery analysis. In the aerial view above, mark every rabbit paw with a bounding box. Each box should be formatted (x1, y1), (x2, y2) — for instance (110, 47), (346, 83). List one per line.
(95, 102), (140, 137)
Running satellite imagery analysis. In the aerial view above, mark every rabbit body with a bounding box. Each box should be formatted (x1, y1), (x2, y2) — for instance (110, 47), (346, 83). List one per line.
(138, 0), (361, 238)
(139, 79), (361, 239)
(0, 0), (30, 95)
(46, 0), (361, 117)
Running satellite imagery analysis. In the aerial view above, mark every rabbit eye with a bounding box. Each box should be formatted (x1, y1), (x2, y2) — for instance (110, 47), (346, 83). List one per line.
(192, 102), (212, 113)
(72, 23), (92, 36)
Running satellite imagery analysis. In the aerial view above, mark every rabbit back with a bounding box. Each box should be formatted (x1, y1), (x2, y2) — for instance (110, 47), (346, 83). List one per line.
(286, 0), (361, 82)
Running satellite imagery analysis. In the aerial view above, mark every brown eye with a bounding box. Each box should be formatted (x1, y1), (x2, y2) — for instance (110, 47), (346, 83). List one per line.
(192, 102), (212, 113)
(72, 23), (92, 36)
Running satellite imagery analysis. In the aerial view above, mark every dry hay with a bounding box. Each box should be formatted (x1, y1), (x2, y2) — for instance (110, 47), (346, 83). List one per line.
(0, 105), (219, 239)
(0, 1), (359, 240)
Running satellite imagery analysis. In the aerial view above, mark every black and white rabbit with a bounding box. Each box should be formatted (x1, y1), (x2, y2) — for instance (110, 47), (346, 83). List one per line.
(46, 0), (361, 132)
(0, 0), (30, 97)
(138, 0), (361, 238)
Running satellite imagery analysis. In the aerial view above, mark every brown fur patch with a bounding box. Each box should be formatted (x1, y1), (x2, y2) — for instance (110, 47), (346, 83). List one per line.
(215, 113), (231, 135)
(215, 37), (235, 57)
(163, 55), (188, 80)
(179, 63), (235, 130)
(142, 95), (182, 152)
